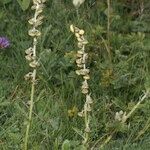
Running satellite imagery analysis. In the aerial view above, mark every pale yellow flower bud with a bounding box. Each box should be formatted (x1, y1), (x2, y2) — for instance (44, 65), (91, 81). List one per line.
(70, 24), (75, 33)
(28, 29), (41, 37)
(78, 110), (84, 117)
(25, 47), (33, 55)
(81, 88), (88, 94)
(79, 29), (85, 35)
(29, 61), (40, 68)
(83, 75), (90, 80)
(75, 33), (80, 38)
(86, 95), (93, 104)
(24, 72), (34, 81)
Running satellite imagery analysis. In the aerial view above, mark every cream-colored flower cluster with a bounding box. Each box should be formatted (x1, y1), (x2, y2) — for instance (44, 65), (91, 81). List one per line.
(70, 25), (89, 93)
(25, 0), (46, 82)
(70, 24), (93, 136)
(115, 110), (127, 122)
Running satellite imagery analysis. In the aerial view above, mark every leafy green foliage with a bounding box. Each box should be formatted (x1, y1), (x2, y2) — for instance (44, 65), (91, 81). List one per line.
(0, 0), (30, 10)
(17, 0), (30, 11)
(62, 140), (70, 150)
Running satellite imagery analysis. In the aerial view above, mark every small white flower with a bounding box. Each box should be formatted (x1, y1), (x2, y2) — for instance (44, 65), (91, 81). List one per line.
(73, 0), (85, 8)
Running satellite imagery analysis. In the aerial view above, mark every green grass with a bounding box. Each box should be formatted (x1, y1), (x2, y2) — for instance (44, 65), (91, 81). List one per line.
(0, 0), (150, 149)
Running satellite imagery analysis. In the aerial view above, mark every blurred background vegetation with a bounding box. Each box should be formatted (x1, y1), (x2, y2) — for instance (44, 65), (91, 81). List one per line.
(0, 0), (150, 149)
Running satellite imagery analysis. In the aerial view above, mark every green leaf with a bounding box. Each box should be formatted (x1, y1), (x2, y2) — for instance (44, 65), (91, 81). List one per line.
(62, 140), (70, 150)
(72, 127), (84, 139)
(0, 101), (10, 106)
(17, 0), (30, 11)
(0, 0), (12, 4)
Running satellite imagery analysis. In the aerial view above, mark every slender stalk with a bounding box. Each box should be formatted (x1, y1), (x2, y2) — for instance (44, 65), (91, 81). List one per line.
(82, 45), (89, 145)
(24, 37), (37, 150)
(99, 130), (116, 149)
(70, 25), (93, 147)
(106, 0), (112, 65)
(107, 0), (110, 45)
(24, 21), (38, 150)
(122, 91), (149, 123)
(76, 8), (80, 20)
(24, 74), (36, 150)
(24, 1), (46, 149)
(134, 118), (150, 141)
(83, 105), (89, 145)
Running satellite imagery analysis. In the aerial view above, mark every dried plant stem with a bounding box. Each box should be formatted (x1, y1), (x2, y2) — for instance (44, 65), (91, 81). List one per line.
(99, 90), (149, 149)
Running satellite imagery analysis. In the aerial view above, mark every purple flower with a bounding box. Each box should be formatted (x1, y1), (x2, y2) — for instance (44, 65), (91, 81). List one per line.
(0, 37), (10, 49)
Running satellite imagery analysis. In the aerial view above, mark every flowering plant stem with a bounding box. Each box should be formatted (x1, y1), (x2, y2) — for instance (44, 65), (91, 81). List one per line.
(70, 25), (93, 148)
(24, 74), (36, 150)
(84, 108), (89, 145)
(24, 37), (37, 150)
(24, 0), (46, 149)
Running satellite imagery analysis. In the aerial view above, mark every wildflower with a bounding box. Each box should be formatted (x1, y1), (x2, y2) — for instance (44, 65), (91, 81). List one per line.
(0, 37), (10, 49)
(68, 106), (78, 117)
(86, 94), (93, 104)
(24, 72), (34, 81)
(78, 110), (84, 117)
(75, 69), (90, 76)
(85, 124), (90, 133)
(24, 0), (46, 149)
(70, 25), (93, 145)
(28, 29), (41, 37)
(101, 68), (114, 87)
(29, 60), (40, 68)
(115, 110), (127, 122)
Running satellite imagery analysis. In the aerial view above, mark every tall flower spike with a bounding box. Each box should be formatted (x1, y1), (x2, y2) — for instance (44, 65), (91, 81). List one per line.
(24, 1), (46, 150)
(70, 25), (93, 147)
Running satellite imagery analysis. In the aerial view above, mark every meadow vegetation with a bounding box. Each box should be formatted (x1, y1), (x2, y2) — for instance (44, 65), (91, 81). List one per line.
(0, 0), (150, 149)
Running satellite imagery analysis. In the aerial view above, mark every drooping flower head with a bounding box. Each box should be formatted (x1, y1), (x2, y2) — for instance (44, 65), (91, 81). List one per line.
(0, 37), (10, 49)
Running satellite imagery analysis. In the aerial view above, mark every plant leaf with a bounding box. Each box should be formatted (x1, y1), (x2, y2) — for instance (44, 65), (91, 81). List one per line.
(62, 140), (70, 150)
(17, 0), (30, 11)
(0, 0), (12, 4)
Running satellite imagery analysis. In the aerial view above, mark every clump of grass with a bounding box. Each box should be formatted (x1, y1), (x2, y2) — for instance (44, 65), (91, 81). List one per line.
(70, 25), (93, 147)
(98, 90), (150, 149)
(72, 0), (85, 19)
(24, 0), (46, 149)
